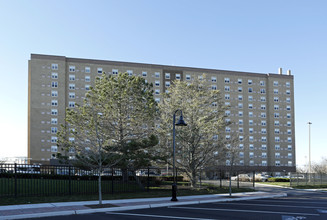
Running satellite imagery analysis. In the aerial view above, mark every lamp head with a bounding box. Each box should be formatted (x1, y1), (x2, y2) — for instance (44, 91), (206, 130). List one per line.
(176, 114), (187, 126)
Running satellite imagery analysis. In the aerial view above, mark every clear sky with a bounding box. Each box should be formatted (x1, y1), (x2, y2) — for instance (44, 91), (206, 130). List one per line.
(0, 0), (326, 167)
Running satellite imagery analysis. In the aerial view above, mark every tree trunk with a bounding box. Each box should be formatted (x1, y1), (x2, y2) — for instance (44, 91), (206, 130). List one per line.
(190, 170), (197, 188)
(98, 174), (102, 205)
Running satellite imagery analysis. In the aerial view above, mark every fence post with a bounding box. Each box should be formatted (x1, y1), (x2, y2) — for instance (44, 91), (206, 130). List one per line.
(147, 167), (150, 192)
(313, 173), (315, 186)
(219, 170), (222, 188)
(111, 168), (114, 194)
(237, 171), (239, 189)
(297, 172), (299, 186)
(69, 166), (72, 195)
(14, 163), (17, 198)
(321, 173), (323, 186)
(253, 171), (255, 189)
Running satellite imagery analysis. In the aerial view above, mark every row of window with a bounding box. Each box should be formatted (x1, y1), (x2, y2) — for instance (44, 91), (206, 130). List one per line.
(225, 127), (293, 135)
(225, 160), (293, 166)
(224, 95), (291, 102)
(235, 152), (293, 158)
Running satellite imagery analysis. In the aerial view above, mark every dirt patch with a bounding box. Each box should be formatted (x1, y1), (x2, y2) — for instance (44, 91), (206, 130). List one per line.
(85, 204), (118, 209)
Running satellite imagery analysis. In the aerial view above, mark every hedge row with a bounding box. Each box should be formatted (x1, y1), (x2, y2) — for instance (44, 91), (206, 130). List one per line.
(268, 177), (290, 182)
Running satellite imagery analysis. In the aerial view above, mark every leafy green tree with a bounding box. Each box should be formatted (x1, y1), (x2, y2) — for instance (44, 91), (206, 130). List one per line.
(157, 76), (229, 187)
(57, 73), (157, 204)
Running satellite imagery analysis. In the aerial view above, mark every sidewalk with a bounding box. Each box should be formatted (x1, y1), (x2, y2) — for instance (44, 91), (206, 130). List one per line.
(0, 191), (287, 220)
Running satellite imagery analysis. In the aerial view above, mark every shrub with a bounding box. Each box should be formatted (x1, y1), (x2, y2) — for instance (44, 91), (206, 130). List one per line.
(268, 177), (290, 182)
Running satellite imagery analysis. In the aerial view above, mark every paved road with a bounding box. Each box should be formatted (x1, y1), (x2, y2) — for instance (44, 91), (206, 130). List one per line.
(27, 187), (327, 220)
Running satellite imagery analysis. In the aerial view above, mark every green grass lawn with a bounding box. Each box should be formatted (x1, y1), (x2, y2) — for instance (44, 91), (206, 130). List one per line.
(292, 185), (327, 189)
(258, 182), (290, 187)
(0, 184), (254, 206)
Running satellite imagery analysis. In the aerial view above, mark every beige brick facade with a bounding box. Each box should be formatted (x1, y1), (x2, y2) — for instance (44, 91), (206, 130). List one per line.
(28, 54), (295, 173)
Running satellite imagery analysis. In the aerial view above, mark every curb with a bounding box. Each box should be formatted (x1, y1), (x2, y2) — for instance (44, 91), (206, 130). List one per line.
(0, 193), (287, 220)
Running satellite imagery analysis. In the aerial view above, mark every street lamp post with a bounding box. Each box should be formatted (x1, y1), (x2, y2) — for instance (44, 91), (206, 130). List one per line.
(308, 122), (312, 179)
(171, 110), (187, 202)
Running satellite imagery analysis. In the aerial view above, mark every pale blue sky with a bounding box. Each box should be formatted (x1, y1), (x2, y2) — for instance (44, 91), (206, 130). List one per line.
(0, 0), (326, 167)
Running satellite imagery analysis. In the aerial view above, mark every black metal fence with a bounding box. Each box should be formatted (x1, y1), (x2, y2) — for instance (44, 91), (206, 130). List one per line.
(290, 173), (327, 187)
(0, 164), (162, 198)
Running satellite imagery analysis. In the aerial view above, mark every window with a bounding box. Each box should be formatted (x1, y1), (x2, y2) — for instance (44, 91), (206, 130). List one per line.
(85, 85), (90, 91)
(249, 144), (254, 150)
(69, 102), (75, 108)
(248, 79), (252, 85)
(249, 112), (253, 117)
(51, 109), (58, 115)
(248, 87), (253, 93)
(69, 92), (75, 99)
(198, 75), (203, 80)
(239, 119), (243, 125)
(286, 98), (291, 103)
(249, 120), (253, 125)
(274, 89), (278, 94)
(238, 79), (242, 84)
(225, 127), (231, 133)
(288, 161), (293, 166)
(238, 111), (243, 117)
(225, 94), (230, 100)
(260, 88), (266, 94)
(274, 128), (280, 134)
(261, 144), (267, 150)
(213, 135), (218, 140)
(51, 100), (58, 106)
(226, 135), (231, 140)
(249, 152), (254, 158)
(51, 127), (57, 134)
(224, 78), (230, 83)
(51, 64), (58, 70)
(275, 153), (280, 159)
(224, 102), (230, 106)
(239, 136), (244, 141)
(239, 152), (244, 158)
(142, 71), (148, 77)
(155, 89), (160, 95)
(238, 95), (243, 101)
(155, 72), (160, 78)
(211, 76), (217, 82)
(262, 160), (267, 166)
(85, 76), (90, 82)
(186, 74), (191, 80)
(85, 67), (90, 73)
(287, 129), (292, 135)
(274, 113), (279, 118)
(51, 136), (57, 143)
(176, 74), (181, 80)
(273, 81), (279, 86)
(275, 137), (280, 142)
(274, 105), (279, 110)
(112, 69), (118, 75)
(260, 81), (265, 86)
(288, 137), (292, 143)
(247, 103), (252, 109)
(239, 160), (244, 166)
(226, 118), (231, 123)
(275, 160), (281, 166)
(211, 85), (217, 90)
(51, 81), (58, 88)
(239, 127), (243, 133)
(262, 152), (267, 158)
(286, 89), (291, 95)
(288, 145), (292, 151)
(261, 120), (266, 126)
(238, 103), (243, 109)
(51, 72), (58, 79)
(261, 112), (266, 118)
(275, 145), (280, 150)
(238, 87), (243, 92)
(165, 81), (170, 87)
(261, 128), (266, 134)
(274, 97), (279, 102)
(51, 91), (58, 97)
(155, 98), (160, 103)
(51, 118), (57, 125)
(249, 136), (254, 142)
(69, 84), (75, 90)
(287, 113), (291, 119)
(261, 104), (266, 110)
(248, 96), (253, 101)
(224, 86), (230, 92)
(286, 82), (290, 87)
(274, 120), (280, 126)
(260, 96), (266, 102)
(286, 105), (291, 111)
(96, 68), (102, 74)
(69, 74), (75, 81)
(155, 80), (160, 87)
(69, 66), (75, 72)
(288, 153), (292, 159)
(250, 160), (254, 166)
(225, 110), (231, 116)
(124, 70), (132, 76)
(51, 146), (58, 152)
(226, 160), (231, 166)
(287, 121), (291, 127)
(261, 136), (267, 142)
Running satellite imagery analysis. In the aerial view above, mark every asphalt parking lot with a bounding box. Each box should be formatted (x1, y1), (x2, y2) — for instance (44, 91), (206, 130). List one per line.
(33, 191), (327, 220)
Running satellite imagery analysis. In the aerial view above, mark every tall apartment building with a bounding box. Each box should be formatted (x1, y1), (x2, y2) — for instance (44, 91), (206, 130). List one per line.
(28, 54), (295, 173)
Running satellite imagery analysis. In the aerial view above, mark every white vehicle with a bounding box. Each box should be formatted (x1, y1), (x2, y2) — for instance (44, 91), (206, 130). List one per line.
(231, 174), (252, 181)
(16, 165), (41, 174)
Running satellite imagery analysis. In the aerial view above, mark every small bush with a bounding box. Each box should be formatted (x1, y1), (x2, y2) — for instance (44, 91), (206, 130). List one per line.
(268, 177), (290, 182)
